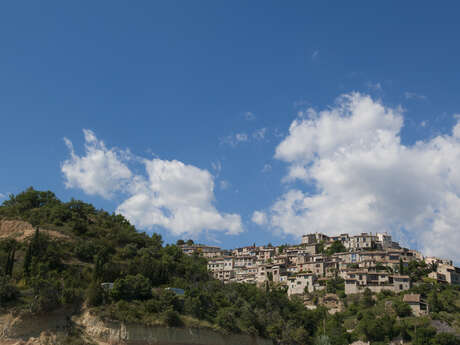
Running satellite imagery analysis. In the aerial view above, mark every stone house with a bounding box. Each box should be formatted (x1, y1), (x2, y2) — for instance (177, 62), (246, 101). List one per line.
(349, 233), (376, 250)
(287, 272), (316, 296)
(234, 255), (256, 268)
(428, 263), (460, 285)
(403, 293), (428, 316)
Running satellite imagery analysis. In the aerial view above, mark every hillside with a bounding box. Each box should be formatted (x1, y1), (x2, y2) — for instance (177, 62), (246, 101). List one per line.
(0, 188), (458, 345)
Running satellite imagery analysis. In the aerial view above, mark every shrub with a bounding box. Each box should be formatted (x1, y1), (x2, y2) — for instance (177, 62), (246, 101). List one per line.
(162, 309), (183, 327)
(86, 282), (104, 307)
(393, 300), (412, 317)
(111, 274), (152, 301)
(0, 277), (19, 305)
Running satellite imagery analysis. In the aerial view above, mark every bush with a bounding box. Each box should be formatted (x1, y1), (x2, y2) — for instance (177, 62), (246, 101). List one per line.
(412, 326), (436, 345)
(431, 333), (459, 345)
(30, 278), (62, 313)
(393, 300), (412, 317)
(111, 274), (152, 301)
(74, 241), (99, 262)
(86, 282), (104, 307)
(0, 277), (19, 305)
(216, 307), (239, 333)
(162, 309), (183, 327)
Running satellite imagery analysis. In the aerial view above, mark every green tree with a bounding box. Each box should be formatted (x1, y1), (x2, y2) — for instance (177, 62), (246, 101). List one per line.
(162, 309), (183, 327)
(428, 289), (442, 313)
(86, 281), (104, 307)
(110, 274), (152, 301)
(399, 258), (405, 274)
(361, 288), (374, 308)
(0, 276), (19, 305)
(325, 241), (347, 256)
(431, 333), (459, 345)
(393, 300), (412, 317)
(216, 307), (239, 333)
(413, 326), (436, 345)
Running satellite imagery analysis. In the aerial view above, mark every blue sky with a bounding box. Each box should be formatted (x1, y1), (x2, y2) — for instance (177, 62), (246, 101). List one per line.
(1, 2), (460, 262)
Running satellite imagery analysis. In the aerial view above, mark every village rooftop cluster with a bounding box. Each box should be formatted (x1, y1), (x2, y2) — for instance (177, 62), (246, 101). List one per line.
(180, 232), (460, 314)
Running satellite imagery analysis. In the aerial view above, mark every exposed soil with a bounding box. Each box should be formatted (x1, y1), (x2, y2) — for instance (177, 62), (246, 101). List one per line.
(0, 220), (69, 242)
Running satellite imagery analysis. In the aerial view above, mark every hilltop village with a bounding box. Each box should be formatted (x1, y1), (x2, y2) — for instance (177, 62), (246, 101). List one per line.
(180, 232), (460, 303)
(1, 189), (460, 344)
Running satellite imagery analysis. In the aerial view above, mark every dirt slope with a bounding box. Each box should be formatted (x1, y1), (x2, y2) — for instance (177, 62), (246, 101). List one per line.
(0, 220), (69, 242)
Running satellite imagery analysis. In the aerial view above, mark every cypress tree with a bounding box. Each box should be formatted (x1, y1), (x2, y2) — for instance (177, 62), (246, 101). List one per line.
(6, 245), (15, 276)
(31, 226), (40, 256)
(23, 243), (32, 277)
(399, 258), (404, 274)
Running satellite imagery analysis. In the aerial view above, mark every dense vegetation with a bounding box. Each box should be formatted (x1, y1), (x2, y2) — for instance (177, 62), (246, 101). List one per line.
(0, 187), (459, 345)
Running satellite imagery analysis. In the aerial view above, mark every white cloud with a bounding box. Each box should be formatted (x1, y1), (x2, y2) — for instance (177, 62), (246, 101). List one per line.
(244, 112), (256, 121)
(253, 128), (267, 140)
(61, 129), (132, 199)
(62, 130), (242, 237)
(235, 133), (248, 142)
(219, 180), (230, 190)
(262, 163), (272, 173)
(252, 211), (268, 225)
(366, 82), (382, 91)
(268, 92), (460, 262)
(220, 133), (249, 147)
(0, 193), (5, 199)
(211, 161), (222, 176)
(420, 121), (427, 127)
(405, 91), (427, 100)
(117, 159), (242, 236)
(222, 129), (269, 147)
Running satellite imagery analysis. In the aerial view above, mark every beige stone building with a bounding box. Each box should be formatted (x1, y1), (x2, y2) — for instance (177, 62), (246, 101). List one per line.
(287, 273), (316, 296)
(403, 294), (428, 316)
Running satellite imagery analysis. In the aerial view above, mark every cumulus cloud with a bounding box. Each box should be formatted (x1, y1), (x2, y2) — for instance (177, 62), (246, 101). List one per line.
(252, 211), (268, 225)
(0, 193), (6, 199)
(61, 129), (132, 199)
(264, 92), (460, 262)
(117, 159), (242, 236)
(62, 130), (242, 237)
